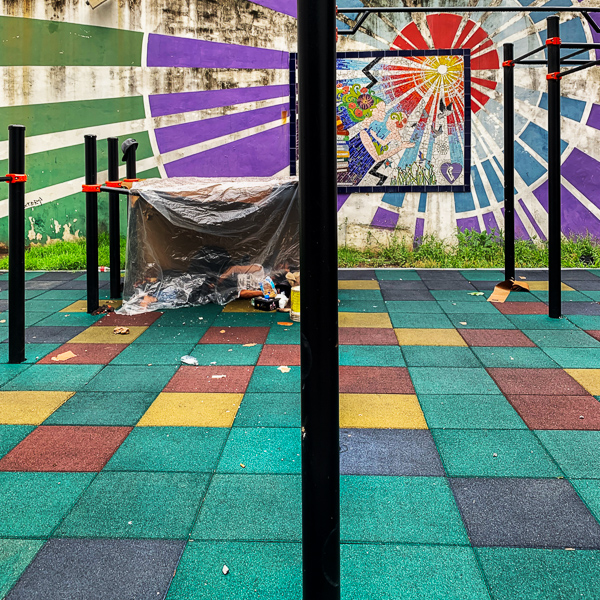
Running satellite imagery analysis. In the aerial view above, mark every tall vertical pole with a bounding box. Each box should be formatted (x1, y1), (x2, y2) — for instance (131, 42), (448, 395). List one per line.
(503, 44), (515, 281)
(8, 125), (26, 364)
(547, 16), (562, 318)
(122, 138), (137, 222)
(107, 138), (121, 299)
(84, 135), (99, 314)
(298, 0), (340, 598)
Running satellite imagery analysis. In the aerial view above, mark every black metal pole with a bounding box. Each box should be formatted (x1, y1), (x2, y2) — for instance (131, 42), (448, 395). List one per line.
(503, 44), (515, 281)
(122, 138), (137, 180)
(84, 135), (99, 314)
(298, 0), (340, 598)
(8, 125), (26, 364)
(547, 16), (562, 318)
(107, 138), (121, 299)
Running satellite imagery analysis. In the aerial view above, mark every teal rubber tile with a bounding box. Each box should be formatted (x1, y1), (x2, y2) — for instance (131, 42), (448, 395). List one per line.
(84, 365), (178, 392)
(402, 346), (479, 367)
(43, 392), (158, 426)
(133, 326), (207, 345)
(155, 305), (222, 328)
(0, 311), (48, 327)
(566, 315), (600, 330)
(408, 367), (500, 395)
(472, 347), (559, 368)
(265, 325), (300, 345)
(533, 291), (591, 302)
(583, 291), (600, 301)
(536, 430), (600, 478)
(218, 428), (300, 474)
(418, 395), (526, 429)
(192, 474), (300, 541)
(507, 315), (578, 330)
(34, 313), (104, 327)
(338, 289), (384, 301)
(111, 343), (196, 366)
(572, 480), (600, 523)
(246, 366), (301, 394)
(2, 364), (102, 391)
(189, 344), (263, 366)
(431, 429), (562, 478)
(76, 272), (123, 281)
(25, 300), (73, 312)
(105, 426), (227, 472)
(55, 471), (210, 539)
(431, 291), (487, 302)
(448, 313), (516, 329)
(376, 269), (421, 280)
(213, 313), (279, 327)
(0, 272), (46, 280)
(461, 270), (506, 281)
(0, 290), (45, 300)
(343, 544), (490, 600)
(0, 539), (45, 598)
(385, 300), (443, 313)
(0, 344), (60, 364)
(0, 364), (31, 386)
(0, 472), (94, 537)
(476, 547), (600, 600)
(541, 347), (600, 369)
(390, 313), (454, 329)
(341, 475), (468, 544)
(0, 425), (35, 458)
(439, 300), (500, 314)
(233, 393), (300, 428)
(340, 345), (405, 367)
(339, 300), (386, 313)
(165, 541), (300, 600)
(485, 291), (540, 302)
(33, 290), (86, 301)
(524, 329), (600, 348)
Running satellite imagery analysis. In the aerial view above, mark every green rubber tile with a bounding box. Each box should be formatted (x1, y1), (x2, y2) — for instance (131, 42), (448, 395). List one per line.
(376, 269), (421, 280)
(0, 311), (48, 327)
(155, 305), (222, 328)
(1, 364), (102, 391)
(402, 346), (479, 367)
(408, 367), (500, 395)
(431, 291), (487, 302)
(418, 394), (526, 429)
(0, 364), (31, 386)
(111, 343), (196, 366)
(448, 313), (515, 329)
(165, 541), (300, 600)
(385, 301), (443, 313)
(0, 539), (45, 598)
(583, 291), (600, 301)
(339, 300), (387, 313)
(541, 348), (600, 369)
(133, 326), (207, 345)
(341, 475), (468, 544)
(218, 428), (300, 474)
(43, 392), (158, 426)
(431, 429), (562, 478)
(189, 343), (262, 366)
(234, 393), (300, 428)
(572, 480), (600, 523)
(338, 289), (384, 301)
(566, 315), (600, 330)
(390, 313), (453, 329)
(192, 474), (300, 541)
(0, 272), (46, 280)
(461, 270), (506, 281)
(34, 313), (104, 327)
(476, 547), (600, 600)
(0, 425), (35, 458)
(213, 313), (279, 328)
(507, 315), (578, 330)
(55, 471), (210, 539)
(34, 290), (86, 301)
(533, 291), (591, 302)
(439, 300), (500, 314)
(84, 365), (178, 392)
(485, 291), (540, 302)
(535, 430), (600, 478)
(340, 345), (405, 367)
(105, 426), (227, 472)
(246, 366), (300, 394)
(0, 472), (94, 537)
(472, 347), (559, 368)
(265, 325), (300, 345)
(0, 290), (45, 300)
(524, 329), (600, 348)
(25, 300), (73, 314)
(0, 344), (60, 365)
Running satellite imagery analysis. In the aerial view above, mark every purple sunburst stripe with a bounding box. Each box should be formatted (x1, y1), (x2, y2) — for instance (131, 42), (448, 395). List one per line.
(147, 34), (288, 69)
(517, 199), (544, 241)
(586, 104), (600, 131)
(149, 85), (289, 118)
(371, 207), (399, 229)
(561, 147), (600, 210)
(164, 126), (289, 178)
(337, 194), (350, 211)
(456, 216), (480, 233)
(249, 0), (297, 18)
(482, 211), (499, 234)
(155, 103), (289, 154)
(414, 218), (425, 247)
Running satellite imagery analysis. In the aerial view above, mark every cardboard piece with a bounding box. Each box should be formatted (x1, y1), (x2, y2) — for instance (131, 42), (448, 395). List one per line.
(488, 279), (530, 303)
(51, 351), (77, 362)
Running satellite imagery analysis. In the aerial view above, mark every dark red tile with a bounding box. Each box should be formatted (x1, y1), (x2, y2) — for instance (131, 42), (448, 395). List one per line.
(0, 426), (132, 472)
(339, 328), (398, 346)
(37, 343), (128, 365)
(487, 368), (589, 396)
(493, 302), (548, 315)
(506, 394), (600, 430)
(586, 331), (600, 342)
(339, 366), (414, 394)
(257, 345), (301, 366)
(459, 329), (536, 347)
(164, 365), (254, 393)
(92, 312), (163, 327)
(199, 327), (269, 345)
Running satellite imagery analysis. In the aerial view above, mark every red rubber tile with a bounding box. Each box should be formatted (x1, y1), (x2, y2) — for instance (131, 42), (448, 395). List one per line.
(199, 327), (269, 345)
(487, 368), (589, 396)
(493, 302), (548, 315)
(92, 312), (163, 327)
(459, 329), (536, 347)
(339, 328), (398, 346)
(506, 394), (600, 430)
(0, 426), (131, 472)
(586, 331), (600, 342)
(164, 365), (254, 393)
(339, 366), (415, 394)
(257, 345), (301, 366)
(37, 343), (128, 365)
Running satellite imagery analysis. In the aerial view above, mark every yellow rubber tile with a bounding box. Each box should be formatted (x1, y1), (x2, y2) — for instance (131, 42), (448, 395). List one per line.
(339, 312), (392, 328)
(61, 299), (123, 313)
(68, 326), (147, 344)
(526, 281), (574, 291)
(137, 393), (243, 427)
(222, 300), (262, 313)
(340, 394), (427, 429)
(565, 369), (600, 395)
(395, 328), (467, 346)
(0, 391), (74, 425)
(338, 280), (380, 290)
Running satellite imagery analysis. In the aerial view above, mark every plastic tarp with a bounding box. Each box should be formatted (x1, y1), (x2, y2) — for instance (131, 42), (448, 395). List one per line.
(119, 177), (299, 314)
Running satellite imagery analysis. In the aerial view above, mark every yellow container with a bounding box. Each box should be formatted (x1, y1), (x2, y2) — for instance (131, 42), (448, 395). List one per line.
(290, 286), (300, 320)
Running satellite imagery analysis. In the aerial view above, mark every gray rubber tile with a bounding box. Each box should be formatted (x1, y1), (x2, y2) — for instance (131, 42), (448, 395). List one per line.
(55, 280), (110, 290)
(6, 538), (185, 600)
(423, 281), (477, 291)
(21, 327), (87, 344)
(379, 280), (428, 291)
(514, 270), (551, 281)
(338, 270), (376, 280)
(561, 302), (600, 315)
(417, 270), (467, 280)
(563, 281), (600, 291)
(33, 272), (85, 281)
(449, 478), (600, 549)
(24, 281), (62, 291)
(561, 270), (600, 281)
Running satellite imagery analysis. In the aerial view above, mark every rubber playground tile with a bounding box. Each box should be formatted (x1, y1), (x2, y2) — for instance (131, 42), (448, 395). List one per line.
(572, 480), (600, 524)
(524, 281), (573, 291)
(385, 300), (443, 313)
(493, 301), (549, 315)
(536, 430), (600, 478)
(439, 300), (499, 314)
(533, 291), (591, 302)
(0, 539), (44, 599)
(418, 394), (526, 430)
(487, 368), (589, 396)
(22, 326), (87, 344)
(423, 280), (477, 291)
(92, 311), (163, 327)
(34, 289), (86, 301)
(0, 344), (60, 365)
(507, 315), (577, 330)
(67, 326), (147, 344)
(546, 347), (600, 369)
(375, 269), (421, 280)
(233, 393), (300, 428)
(379, 280), (428, 291)
(449, 477), (600, 549)
(514, 270), (552, 281)
(417, 270), (467, 280)
(338, 289), (384, 301)
(338, 300), (387, 313)
(562, 269), (600, 281)
(257, 344), (300, 366)
(34, 271), (83, 281)
(85, 365), (178, 393)
(164, 365), (253, 394)
(246, 365), (300, 394)
(0, 290), (44, 300)
(476, 546), (600, 600)
(339, 428), (444, 476)
(339, 269), (377, 280)
(338, 312), (392, 328)
(472, 346), (559, 368)
(0, 364), (31, 386)
(55, 471), (209, 539)
(43, 392), (158, 426)
(0, 425), (35, 459)
(583, 291), (600, 301)
(485, 291), (539, 302)
(380, 289), (434, 301)
(265, 323), (300, 345)
(562, 302), (600, 315)
(339, 366), (414, 394)
(461, 270), (506, 281)
(339, 394), (426, 429)
(389, 312), (454, 329)
(0, 311), (48, 327)
(402, 346), (480, 367)
(458, 329), (536, 347)
(341, 475), (468, 545)
(110, 342), (196, 366)
(431, 290), (487, 302)
(192, 474), (301, 541)
(26, 299), (73, 313)
(222, 300), (269, 313)
(139, 391), (242, 427)
(339, 345), (404, 367)
(24, 280), (62, 290)
(213, 313), (279, 328)
(105, 426), (228, 473)
(2, 364), (102, 392)
(564, 369), (600, 395)
(339, 327), (398, 345)
(165, 541), (300, 600)
(190, 343), (263, 366)
(0, 472), (94, 537)
(37, 343), (128, 365)
(409, 367), (500, 396)
(338, 280), (380, 289)
(0, 391), (73, 425)
(60, 299), (122, 313)
(54, 280), (109, 290)
(448, 313), (516, 329)
(432, 429), (561, 478)
(132, 325), (206, 345)
(586, 330), (600, 342)
(560, 280), (600, 291)
(156, 305), (222, 327)
(34, 312), (104, 327)
(6, 539), (185, 600)
(567, 315), (600, 329)
(394, 328), (467, 346)
(200, 326), (269, 345)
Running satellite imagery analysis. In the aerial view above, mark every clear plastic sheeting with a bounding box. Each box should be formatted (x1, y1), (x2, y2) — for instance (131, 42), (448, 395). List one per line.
(119, 177), (299, 315)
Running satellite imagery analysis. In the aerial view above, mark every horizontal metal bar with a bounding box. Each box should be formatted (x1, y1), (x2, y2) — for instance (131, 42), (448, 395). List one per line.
(99, 185), (132, 195)
(560, 43), (600, 49)
(0, 177), (10, 183)
(337, 6), (600, 13)
(561, 47), (594, 62)
(559, 59), (600, 78)
(517, 59), (594, 65)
